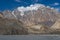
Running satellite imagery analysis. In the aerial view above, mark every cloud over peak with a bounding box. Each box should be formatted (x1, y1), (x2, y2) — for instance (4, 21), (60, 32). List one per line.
(17, 4), (45, 12)
(16, 3), (59, 13)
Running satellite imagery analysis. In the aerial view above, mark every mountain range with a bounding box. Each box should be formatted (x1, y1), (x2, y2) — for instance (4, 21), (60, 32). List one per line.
(0, 4), (60, 34)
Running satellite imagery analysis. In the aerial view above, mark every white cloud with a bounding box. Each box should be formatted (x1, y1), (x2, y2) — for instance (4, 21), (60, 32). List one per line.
(15, 3), (60, 17)
(17, 3), (60, 13)
(17, 4), (46, 16)
(15, 0), (21, 2)
(46, 6), (50, 8)
(46, 6), (54, 9)
(17, 4), (45, 12)
(50, 2), (59, 6)
(51, 7), (54, 9)
(17, 4), (60, 11)
(17, 6), (25, 11)
(54, 3), (59, 5)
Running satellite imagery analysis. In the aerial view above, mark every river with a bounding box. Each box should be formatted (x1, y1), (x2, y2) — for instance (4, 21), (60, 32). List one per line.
(0, 35), (60, 40)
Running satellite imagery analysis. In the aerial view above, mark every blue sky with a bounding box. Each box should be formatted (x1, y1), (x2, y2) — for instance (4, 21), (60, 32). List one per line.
(0, 0), (60, 11)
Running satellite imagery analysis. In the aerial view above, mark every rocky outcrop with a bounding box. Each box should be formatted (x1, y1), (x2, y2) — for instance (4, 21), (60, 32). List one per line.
(3, 10), (16, 19)
(49, 19), (60, 34)
(16, 7), (60, 26)
(2, 6), (60, 27)
(0, 12), (3, 18)
(0, 17), (28, 35)
(0, 5), (60, 35)
(51, 19), (60, 30)
(27, 24), (52, 34)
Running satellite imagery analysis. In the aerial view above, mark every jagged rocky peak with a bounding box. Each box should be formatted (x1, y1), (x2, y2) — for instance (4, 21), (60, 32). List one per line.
(0, 4), (60, 34)
(0, 4), (60, 27)
(14, 4), (59, 26)
(0, 17), (28, 35)
(2, 4), (58, 19)
(2, 10), (16, 19)
(12, 9), (24, 19)
(3, 10), (11, 18)
(3, 10), (11, 15)
(0, 12), (3, 18)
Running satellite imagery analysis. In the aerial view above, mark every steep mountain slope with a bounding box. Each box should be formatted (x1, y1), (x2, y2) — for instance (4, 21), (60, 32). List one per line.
(11, 6), (60, 27)
(2, 4), (60, 27)
(49, 19), (60, 34)
(0, 17), (28, 35)
(51, 19), (60, 30)
(3, 10), (16, 19)
(0, 4), (60, 34)
(0, 12), (3, 18)
(27, 24), (52, 34)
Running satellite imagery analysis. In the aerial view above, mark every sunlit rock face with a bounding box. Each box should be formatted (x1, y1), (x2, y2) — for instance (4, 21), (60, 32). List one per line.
(51, 19), (60, 30)
(0, 4), (60, 34)
(3, 10), (16, 19)
(17, 7), (59, 26)
(2, 4), (60, 27)
(49, 19), (60, 34)
(0, 17), (28, 35)
(27, 24), (51, 34)
(0, 12), (3, 18)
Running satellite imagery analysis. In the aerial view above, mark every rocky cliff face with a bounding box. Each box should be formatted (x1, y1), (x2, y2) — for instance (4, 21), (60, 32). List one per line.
(0, 4), (60, 34)
(0, 17), (28, 35)
(8, 6), (60, 27)
(51, 19), (60, 30)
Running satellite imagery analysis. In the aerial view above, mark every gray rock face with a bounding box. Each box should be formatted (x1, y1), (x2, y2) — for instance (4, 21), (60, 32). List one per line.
(51, 19), (60, 30)
(0, 18), (28, 35)
(16, 7), (60, 26)
(3, 10), (16, 19)
(0, 6), (60, 34)
(2, 6), (60, 27)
